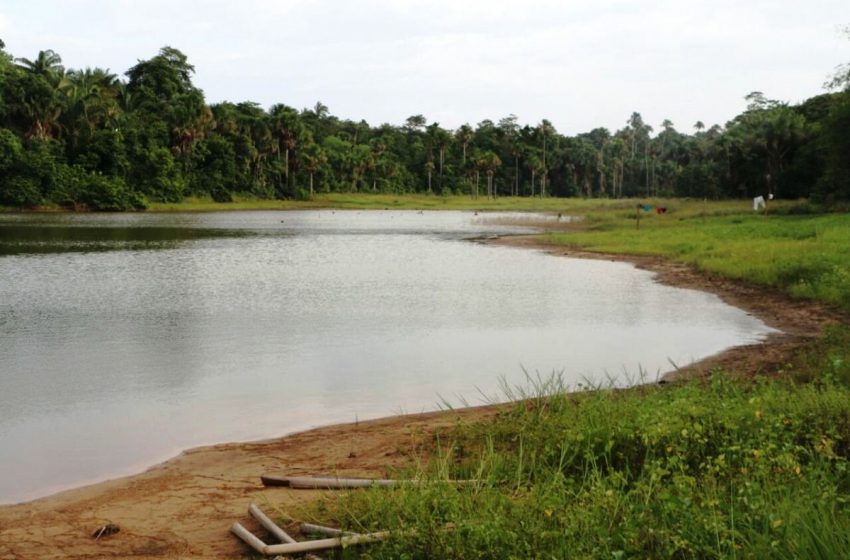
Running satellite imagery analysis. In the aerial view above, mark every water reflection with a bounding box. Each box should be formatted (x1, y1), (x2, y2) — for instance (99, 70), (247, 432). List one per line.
(0, 210), (774, 503)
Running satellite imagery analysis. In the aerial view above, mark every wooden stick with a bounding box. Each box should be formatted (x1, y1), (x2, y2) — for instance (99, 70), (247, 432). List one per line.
(230, 522), (267, 555)
(301, 522), (358, 537)
(262, 475), (401, 488)
(249, 503), (296, 544)
(260, 474), (291, 487)
(287, 477), (400, 489)
(262, 475), (475, 489)
(264, 531), (392, 555)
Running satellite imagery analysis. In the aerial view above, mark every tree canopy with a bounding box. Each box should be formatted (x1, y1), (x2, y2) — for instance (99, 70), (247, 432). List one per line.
(0, 42), (848, 209)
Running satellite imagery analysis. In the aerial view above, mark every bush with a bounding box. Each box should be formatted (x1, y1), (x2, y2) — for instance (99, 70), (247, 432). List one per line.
(50, 164), (146, 210)
(0, 175), (41, 207)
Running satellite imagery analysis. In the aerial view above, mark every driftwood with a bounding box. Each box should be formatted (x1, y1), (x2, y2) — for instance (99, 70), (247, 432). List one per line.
(249, 503), (296, 544)
(261, 475), (400, 488)
(231, 521), (392, 556)
(230, 522), (267, 555)
(264, 531), (392, 555)
(301, 522), (358, 537)
(261, 475), (474, 489)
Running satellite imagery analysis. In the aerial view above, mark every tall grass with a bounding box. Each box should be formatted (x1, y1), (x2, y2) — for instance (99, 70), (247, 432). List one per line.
(306, 367), (850, 559)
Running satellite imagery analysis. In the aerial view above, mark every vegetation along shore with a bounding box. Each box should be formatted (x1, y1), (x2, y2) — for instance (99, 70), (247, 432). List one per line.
(1, 199), (849, 559)
(2, 26), (850, 560)
(0, 35), (849, 211)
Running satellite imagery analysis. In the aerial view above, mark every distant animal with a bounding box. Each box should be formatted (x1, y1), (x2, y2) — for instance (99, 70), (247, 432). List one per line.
(753, 196), (766, 211)
(655, 207), (667, 215)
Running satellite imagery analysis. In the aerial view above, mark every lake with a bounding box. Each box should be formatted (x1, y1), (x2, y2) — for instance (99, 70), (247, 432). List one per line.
(0, 210), (774, 503)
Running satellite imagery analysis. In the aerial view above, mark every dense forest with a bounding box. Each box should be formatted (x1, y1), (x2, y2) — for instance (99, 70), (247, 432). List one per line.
(0, 37), (848, 210)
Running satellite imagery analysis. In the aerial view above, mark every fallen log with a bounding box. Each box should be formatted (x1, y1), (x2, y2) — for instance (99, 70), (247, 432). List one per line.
(230, 522), (267, 555)
(264, 530), (392, 555)
(301, 522), (358, 537)
(261, 475), (475, 489)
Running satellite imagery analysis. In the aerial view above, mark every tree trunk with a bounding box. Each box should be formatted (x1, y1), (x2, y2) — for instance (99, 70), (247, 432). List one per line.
(439, 148), (444, 189)
(474, 171), (480, 198)
(542, 134), (547, 197)
(514, 156), (519, 196)
(309, 172), (314, 196)
(531, 170), (536, 197)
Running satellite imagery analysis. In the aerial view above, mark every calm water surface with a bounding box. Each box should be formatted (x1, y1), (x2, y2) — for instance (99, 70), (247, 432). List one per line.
(0, 210), (774, 503)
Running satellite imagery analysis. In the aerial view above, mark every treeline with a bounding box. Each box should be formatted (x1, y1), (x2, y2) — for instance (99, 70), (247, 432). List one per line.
(0, 40), (848, 210)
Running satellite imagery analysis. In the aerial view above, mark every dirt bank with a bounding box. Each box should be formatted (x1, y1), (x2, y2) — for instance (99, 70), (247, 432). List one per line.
(1, 235), (846, 560)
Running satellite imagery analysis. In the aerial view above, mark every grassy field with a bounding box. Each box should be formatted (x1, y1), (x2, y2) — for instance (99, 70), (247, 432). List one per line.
(545, 200), (850, 310)
(308, 349), (850, 559)
(287, 330), (850, 560)
(240, 195), (850, 559)
(145, 193), (600, 212)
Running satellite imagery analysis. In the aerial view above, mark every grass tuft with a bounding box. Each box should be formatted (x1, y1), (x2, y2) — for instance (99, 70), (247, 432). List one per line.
(309, 363), (850, 558)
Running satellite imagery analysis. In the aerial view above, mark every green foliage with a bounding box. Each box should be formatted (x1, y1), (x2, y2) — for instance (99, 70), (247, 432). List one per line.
(1, 175), (41, 207)
(1, 42), (849, 210)
(130, 146), (184, 202)
(51, 164), (145, 210)
(313, 369), (850, 559)
(190, 135), (241, 200)
(814, 93), (850, 202)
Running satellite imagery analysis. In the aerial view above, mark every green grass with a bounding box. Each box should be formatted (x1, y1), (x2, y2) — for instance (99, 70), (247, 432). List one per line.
(302, 361), (850, 559)
(144, 193), (654, 212)
(546, 201), (850, 310)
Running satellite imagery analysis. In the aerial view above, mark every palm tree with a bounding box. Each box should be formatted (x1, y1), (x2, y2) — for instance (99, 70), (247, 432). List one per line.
(269, 104), (302, 189)
(455, 124), (473, 167)
(538, 119), (555, 197)
(61, 67), (122, 147)
(427, 124), (451, 190)
(14, 50), (71, 139)
(369, 138), (387, 191)
(302, 143), (326, 196)
(527, 154), (542, 197)
(15, 50), (65, 82)
(482, 151), (502, 199)
(424, 158), (435, 193)
(510, 143), (521, 196)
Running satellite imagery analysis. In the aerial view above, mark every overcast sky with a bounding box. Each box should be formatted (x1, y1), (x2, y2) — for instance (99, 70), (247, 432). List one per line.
(1, 0), (847, 134)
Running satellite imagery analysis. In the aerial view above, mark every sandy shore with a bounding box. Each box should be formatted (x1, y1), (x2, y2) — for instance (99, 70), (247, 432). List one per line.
(1, 235), (846, 560)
